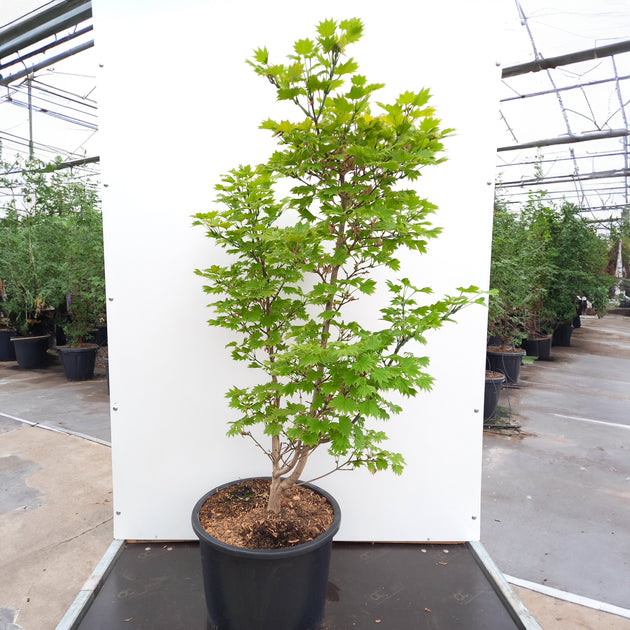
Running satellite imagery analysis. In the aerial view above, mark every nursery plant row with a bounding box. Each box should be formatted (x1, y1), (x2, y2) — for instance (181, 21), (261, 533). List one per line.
(0, 157), (106, 380)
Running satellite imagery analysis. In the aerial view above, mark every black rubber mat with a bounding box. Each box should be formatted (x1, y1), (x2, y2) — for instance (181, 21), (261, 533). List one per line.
(78, 542), (520, 630)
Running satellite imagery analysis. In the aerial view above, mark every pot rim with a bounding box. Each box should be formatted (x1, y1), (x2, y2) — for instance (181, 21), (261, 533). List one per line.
(10, 334), (50, 342)
(191, 476), (341, 559)
(486, 347), (526, 356)
(56, 344), (99, 352)
(485, 371), (505, 382)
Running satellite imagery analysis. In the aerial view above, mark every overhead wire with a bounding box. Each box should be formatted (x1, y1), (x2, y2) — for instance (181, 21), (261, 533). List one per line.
(28, 79), (97, 108)
(611, 56), (629, 206)
(500, 1), (630, 226)
(0, 128), (95, 163)
(10, 83), (98, 121)
(0, 0), (55, 30)
(7, 98), (97, 130)
(514, 0), (590, 212)
(497, 149), (626, 168)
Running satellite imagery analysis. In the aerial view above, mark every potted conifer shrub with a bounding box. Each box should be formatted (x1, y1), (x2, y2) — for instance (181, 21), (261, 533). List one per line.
(192, 18), (484, 630)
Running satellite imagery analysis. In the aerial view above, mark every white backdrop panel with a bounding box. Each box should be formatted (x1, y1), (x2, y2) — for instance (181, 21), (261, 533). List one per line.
(93, 0), (500, 541)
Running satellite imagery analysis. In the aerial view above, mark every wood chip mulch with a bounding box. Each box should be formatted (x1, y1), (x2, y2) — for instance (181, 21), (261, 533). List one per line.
(198, 478), (334, 550)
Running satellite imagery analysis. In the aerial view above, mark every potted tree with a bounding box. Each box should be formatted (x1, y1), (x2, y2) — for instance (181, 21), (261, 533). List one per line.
(519, 199), (555, 360)
(0, 204), (65, 369)
(58, 295), (100, 380)
(192, 18), (484, 630)
(57, 195), (105, 381)
(0, 276), (16, 362)
(484, 371), (505, 422)
(0, 313), (16, 362)
(1, 158), (104, 371)
(0, 158), (85, 368)
(522, 299), (553, 360)
(486, 201), (528, 383)
(545, 203), (613, 346)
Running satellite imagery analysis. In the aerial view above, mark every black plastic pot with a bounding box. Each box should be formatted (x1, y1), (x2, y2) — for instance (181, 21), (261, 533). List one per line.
(11, 335), (50, 369)
(55, 325), (67, 347)
(552, 322), (573, 347)
(484, 371), (505, 421)
(0, 329), (16, 361)
(523, 335), (552, 361)
(192, 478), (341, 630)
(58, 345), (98, 381)
(486, 348), (526, 384)
(94, 324), (108, 347)
(103, 357), (109, 394)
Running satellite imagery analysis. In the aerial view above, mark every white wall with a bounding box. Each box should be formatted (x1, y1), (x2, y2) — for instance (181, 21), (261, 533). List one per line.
(93, 0), (500, 541)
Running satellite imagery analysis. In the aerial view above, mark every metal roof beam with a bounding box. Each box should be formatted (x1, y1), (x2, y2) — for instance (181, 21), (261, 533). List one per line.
(499, 168), (630, 188)
(500, 74), (630, 103)
(502, 39), (630, 78)
(0, 24), (93, 71)
(0, 40), (94, 87)
(497, 129), (630, 152)
(0, 0), (92, 60)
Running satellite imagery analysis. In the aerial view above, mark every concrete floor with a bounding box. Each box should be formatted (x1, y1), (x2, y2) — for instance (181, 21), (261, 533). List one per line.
(0, 420), (112, 630)
(0, 355), (112, 630)
(481, 315), (630, 621)
(0, 356), (110, 444)
(1, 319), (630, 629)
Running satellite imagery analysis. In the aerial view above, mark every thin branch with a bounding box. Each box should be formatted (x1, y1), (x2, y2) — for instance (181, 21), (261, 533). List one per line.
(241, 431), (273, 461)
(296, 457), (356, 486)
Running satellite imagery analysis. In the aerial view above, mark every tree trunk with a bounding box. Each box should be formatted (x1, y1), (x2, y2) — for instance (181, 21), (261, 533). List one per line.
(267, 444), (310, 514)
(268, 474), (283, 514)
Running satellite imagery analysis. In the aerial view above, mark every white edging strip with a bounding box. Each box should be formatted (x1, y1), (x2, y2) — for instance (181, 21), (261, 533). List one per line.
(505, 574), (630, 620)
(55, 539), (125, 630)
(0, 411), (111, 447)
(552, 413), (630, 431)
(468, 541), (543, 629)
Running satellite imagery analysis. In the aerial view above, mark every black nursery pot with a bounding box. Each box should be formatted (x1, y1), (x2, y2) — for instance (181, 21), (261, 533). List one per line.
(94, 324), (108, 347)
(192, 478), (341, 630)
(486, 348), (526, 384)
(11, 335), (50, 369)
(523, 335), (552, 361)
(484, 371), (505, 421)
(0, 329), (16, 361)
(552, 322), (573, 347)
(58, 345), (98, 381)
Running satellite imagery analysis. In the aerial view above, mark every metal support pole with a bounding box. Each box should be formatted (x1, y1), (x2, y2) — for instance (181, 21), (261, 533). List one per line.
(27, 73), (34, 160)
